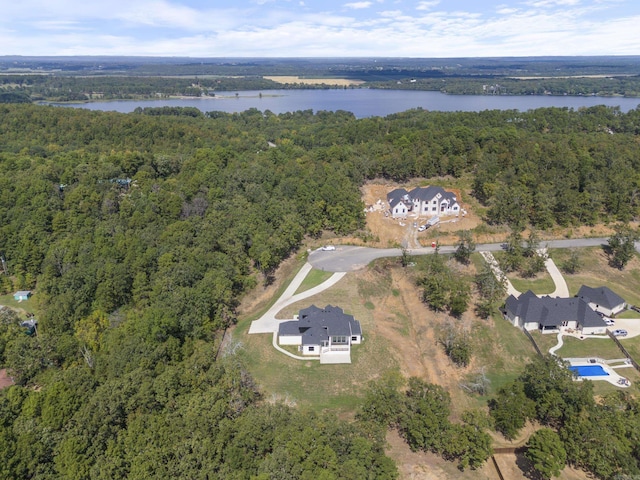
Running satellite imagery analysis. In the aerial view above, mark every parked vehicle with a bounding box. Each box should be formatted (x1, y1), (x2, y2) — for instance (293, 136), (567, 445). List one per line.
(612, 329), (628, 337)
(320, 245), (336, 251)
(418, 225), (428, 232)
(426, 215), (440, 227)
(604, 318), (615, 326)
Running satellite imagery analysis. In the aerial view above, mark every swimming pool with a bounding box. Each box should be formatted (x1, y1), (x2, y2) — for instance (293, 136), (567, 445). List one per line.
(569, 365), (609, 377)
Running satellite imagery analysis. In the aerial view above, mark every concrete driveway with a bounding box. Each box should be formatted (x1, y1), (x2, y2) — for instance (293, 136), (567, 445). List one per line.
(608, 318), (640, 339)
(248, 262), (346, 334)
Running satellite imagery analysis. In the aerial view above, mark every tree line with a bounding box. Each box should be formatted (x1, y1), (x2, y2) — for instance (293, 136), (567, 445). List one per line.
(1, 103), (640, 477)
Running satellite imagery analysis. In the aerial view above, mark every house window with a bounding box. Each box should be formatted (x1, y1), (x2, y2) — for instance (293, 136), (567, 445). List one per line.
(308, 346), (315, 352)
(431, 207), (436, 211)
(351, 336), (357, 342)
(332, 335), (348, 344)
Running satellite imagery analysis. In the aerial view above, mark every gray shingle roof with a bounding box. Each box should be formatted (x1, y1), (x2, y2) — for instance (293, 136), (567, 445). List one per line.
(387, 188), (410, 210)
(387, 186), (457, 210)
(279, 305), (362, 346)
(505, 290), (605, 329)
(577, 285), (625, 310)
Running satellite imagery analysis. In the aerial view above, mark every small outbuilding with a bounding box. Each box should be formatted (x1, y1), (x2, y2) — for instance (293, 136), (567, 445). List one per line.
(13, 291), (32, 301)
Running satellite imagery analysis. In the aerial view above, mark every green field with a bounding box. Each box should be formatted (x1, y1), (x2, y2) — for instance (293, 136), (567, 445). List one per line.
(506, 272), (555, 295)
(556, 336), (625, 359)
(294, 269), (334, 295)
(549, 247), (640, 305)
(0, 293), (37, 318)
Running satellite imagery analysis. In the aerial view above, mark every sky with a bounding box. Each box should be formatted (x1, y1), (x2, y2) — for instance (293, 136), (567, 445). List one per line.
(2, 0), (639, 57)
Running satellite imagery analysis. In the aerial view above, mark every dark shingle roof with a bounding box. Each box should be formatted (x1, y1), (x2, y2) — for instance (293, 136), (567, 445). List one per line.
(409, 186), (457, 205)
(505, 290), (605, 329)
(279, 305), (362, 345)
(577, 285), (625, 310)
(387, 188), (410, 210)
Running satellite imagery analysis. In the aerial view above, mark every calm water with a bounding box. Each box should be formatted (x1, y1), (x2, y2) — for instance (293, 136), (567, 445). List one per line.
(57, 89), (640, 118)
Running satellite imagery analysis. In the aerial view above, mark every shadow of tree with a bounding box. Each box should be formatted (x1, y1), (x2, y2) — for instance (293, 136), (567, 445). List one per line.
(515, 450), (544, 480)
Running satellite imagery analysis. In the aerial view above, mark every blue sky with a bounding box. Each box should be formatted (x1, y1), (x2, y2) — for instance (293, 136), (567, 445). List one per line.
(2, 0), (639, 57)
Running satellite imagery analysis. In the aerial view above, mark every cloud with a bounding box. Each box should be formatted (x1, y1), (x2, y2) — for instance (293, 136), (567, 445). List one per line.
(523, 0), (581, 7)
(1, 0), (639, 57)
(344, 1), (373, 9)
(416, 1), (440, 10)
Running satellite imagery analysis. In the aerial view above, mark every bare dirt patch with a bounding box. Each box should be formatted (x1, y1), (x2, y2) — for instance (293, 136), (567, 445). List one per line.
(0, 369), (14, 390)
(359, 181), (629, 250)
(264, 76), (365, 86)
(386, 430), (496, 480)
(361, 181), (483, 248)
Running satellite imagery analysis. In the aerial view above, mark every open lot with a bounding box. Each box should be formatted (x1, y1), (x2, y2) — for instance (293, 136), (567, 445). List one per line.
(235, 240), (640, 479)
(235, 252), (543, 478)
(264, 76), (365, 86)
(0, 293), (37, 318)
(360, 182), (484, 248)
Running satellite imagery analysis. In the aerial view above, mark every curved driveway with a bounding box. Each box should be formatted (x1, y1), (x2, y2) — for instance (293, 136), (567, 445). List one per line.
(309, 237), (608, 272)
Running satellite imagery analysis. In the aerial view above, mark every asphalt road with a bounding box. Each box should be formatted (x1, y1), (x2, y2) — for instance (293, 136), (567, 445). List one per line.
(308, 237), (610, 272)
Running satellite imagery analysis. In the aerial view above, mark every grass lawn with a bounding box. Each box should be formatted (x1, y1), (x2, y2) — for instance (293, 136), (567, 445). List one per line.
(615, 309), (639, 319)
(235, 269), (398, 414)
(466, 315), (540, 407)
(0, 293), (37, 318)
(556, 336), (625, 359)
(549, 247), (640, 305)
(590, 366), (640, 397)
(619, 336), (640, 361)
(507, 274), (555, 296)
(530, 331), (561, 355)
(294, 269), (334, 295)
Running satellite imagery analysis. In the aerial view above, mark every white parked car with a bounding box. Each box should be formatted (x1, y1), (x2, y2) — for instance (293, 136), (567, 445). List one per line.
(320, 245), (336, 251)
(418, 225), (428, 232)
(612, 329), (628, 337)
(604, 318), (615, 326)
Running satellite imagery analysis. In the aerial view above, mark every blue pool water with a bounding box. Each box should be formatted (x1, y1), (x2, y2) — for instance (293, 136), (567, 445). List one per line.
(569, 365), (609, 377)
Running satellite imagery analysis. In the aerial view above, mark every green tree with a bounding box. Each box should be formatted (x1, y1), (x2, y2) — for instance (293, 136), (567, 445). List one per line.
(474, 264), (507, 319)
(560, 249), (581, 274)
(489, 381), (536, 440)
(607, 223), (639, 270)
(525, 428), (567, 479)
(358, 371), (405, 426)
(453, 230), (476, 265)
(438, 322), (472, 367)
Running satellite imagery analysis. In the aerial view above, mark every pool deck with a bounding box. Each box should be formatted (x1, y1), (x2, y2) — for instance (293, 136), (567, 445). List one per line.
(565, 357), (631, 388)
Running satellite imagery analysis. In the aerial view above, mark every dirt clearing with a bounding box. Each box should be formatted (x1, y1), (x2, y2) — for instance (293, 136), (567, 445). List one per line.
(361, 182), (484, 248)
(264, 76), (365, 86)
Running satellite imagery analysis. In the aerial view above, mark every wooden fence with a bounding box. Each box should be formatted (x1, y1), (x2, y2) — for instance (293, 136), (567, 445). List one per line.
(522, 328), (543, 357)
(607, 331), (640, 373)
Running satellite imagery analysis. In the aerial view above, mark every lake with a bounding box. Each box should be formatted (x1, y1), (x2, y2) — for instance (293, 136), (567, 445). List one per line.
(57, 89), (640, 118)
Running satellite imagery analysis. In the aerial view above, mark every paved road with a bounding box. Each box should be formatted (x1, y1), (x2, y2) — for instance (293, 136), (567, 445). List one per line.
(309, 237), (609, 272)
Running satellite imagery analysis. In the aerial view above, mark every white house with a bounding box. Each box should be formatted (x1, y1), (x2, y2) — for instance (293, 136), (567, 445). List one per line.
(504, 290), (607, 335)
(278, 305), (362, 364)
(387, 186), (460, 218)
(577, 285), (626, 317)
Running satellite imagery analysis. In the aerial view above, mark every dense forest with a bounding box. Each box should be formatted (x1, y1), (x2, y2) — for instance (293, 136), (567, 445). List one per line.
(3, 56), (640, 100)
(2, 103), (640, 477)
